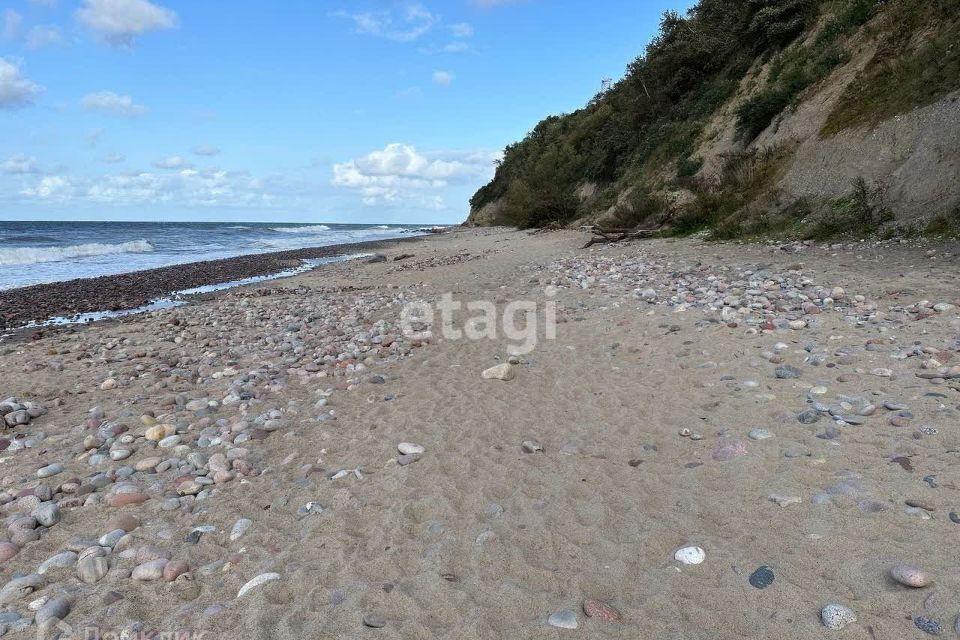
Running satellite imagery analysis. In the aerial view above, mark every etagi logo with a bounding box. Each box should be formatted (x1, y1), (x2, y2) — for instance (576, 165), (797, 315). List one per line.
(400, 288), (557, 355)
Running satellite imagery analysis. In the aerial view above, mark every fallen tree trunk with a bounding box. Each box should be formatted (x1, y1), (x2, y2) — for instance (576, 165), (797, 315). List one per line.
(581, 226), (659, 248)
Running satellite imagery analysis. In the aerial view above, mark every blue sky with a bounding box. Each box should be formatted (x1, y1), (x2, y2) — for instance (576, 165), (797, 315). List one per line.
(0, 0), (689, 223)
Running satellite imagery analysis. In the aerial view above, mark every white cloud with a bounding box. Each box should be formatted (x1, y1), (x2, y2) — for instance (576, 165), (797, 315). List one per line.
(332, 143), (498, 206)
(76, 0), (177, 47)
(20, 175), (78, 201)
(21, 168), (275, 207)
(1, 155), (41, 174)
(0, 59), (43, 109)
(2, 10), (23, 41)
(449, 22), (473, 38)
(336, 4), (437, 42)
(82, 91), (145, 117)
(152, 155), (191, 169)
(192, 145), (220, 157)
(25, 25), (64, 49)
(432, 70), (455, 86)
(99, 152), (125, 163)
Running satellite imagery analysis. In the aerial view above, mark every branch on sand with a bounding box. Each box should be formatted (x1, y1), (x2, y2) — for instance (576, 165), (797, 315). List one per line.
(580, 225), (661, 248)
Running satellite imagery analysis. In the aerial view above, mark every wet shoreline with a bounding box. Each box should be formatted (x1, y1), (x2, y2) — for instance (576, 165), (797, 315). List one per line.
(0, 235), (424, 332)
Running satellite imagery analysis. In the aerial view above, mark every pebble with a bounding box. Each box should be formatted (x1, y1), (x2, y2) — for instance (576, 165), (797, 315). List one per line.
(230, 518), (252, 541)
(748, 428), (773, 440)
(98, 529), (126, 547)
(0, 543), (19, 563)
(769, 494), (801, 507)
(821, 604), (856, 630)
(674, 545), (705, 565)
(775, 365), (802, 379)
(582, 599), (622, 623)
(37, 551), (77, 574)
(749, 565), (775, 589)
(914, 616), (944, 635)
(35, 596), (71, 629)
(397, 442), (425, 455)
(36, 463), (64, 478)
(890, 564), (930, 588)
(77, 556), (109, 583)
(31, 502), (61, 527)
(481, 363), (515, 381)
(132, 558), (169, 581)
(547, 609), (579, 629)
(522, 440), (544, 454)
(363, 612), (387, 628)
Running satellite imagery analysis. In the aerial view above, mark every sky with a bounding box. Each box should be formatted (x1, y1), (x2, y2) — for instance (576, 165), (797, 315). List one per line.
(0, 0), (690, 224)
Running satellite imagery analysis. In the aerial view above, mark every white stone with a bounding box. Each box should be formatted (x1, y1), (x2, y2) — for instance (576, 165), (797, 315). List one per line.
(397, 442), (425, 455)
(481, 363), (515, 381)
(674, 545), (705, 565)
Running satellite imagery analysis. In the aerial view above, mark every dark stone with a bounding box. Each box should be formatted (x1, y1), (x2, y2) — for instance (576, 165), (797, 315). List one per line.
(914, 616), (943, 635)
(775, 366), (801, 379)
(949, 512), (960, 524)
(797, 409), (820, 424)
(749, 565), (775, 589)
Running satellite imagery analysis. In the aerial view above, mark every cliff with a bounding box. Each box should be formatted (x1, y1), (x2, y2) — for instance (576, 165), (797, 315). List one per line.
(467, 0), (960, 239)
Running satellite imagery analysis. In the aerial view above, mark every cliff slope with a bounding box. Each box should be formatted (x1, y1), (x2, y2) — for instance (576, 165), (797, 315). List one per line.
(467, 0), (960, 239)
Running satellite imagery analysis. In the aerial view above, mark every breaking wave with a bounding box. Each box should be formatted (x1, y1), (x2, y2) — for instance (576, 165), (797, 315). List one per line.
(0, 240), (155, 266)
(270, 224), (331, 233)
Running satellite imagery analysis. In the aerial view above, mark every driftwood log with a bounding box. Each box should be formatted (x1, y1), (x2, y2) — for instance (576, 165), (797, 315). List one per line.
(580, 225), (659, 248)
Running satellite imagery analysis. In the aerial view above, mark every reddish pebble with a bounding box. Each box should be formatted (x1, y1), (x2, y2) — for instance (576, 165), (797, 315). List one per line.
(107, 492), (148, 507)
(163, 560), (190, 582)
(0, 542), (20, 563)
(890, 564), (931, 588)
(583, 600), (622, 623)
(106, 514), (140, 532)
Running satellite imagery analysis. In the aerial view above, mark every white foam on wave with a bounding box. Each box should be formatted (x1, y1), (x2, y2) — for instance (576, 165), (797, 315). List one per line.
(0, 240), (155, 266)
(270, 224), (331, 233)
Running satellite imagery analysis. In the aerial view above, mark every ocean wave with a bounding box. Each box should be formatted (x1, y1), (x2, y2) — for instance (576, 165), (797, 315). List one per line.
(225, 225), (251, 230)
(270, 224), (331, 233)
(0, 240), (155, 266)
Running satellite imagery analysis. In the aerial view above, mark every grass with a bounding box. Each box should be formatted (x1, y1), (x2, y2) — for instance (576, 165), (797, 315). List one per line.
(922, 207), (960, 237)
(802, 177), (895, 240)
(735, 0), (878, 140)
(669, 144), (796, 237)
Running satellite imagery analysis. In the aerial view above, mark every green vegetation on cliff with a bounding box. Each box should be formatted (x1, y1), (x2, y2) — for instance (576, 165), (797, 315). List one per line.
(469, 0), (960, 235)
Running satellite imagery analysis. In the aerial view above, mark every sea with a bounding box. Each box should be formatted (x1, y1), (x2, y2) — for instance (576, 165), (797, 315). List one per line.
(0, 221), (431, 290)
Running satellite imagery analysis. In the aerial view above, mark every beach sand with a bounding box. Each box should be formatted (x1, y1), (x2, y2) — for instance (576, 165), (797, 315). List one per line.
(1, 228), (959, 638)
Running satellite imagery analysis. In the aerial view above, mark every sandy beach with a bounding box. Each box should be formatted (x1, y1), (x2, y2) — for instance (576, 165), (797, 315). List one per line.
(1, 228), (959, 638)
